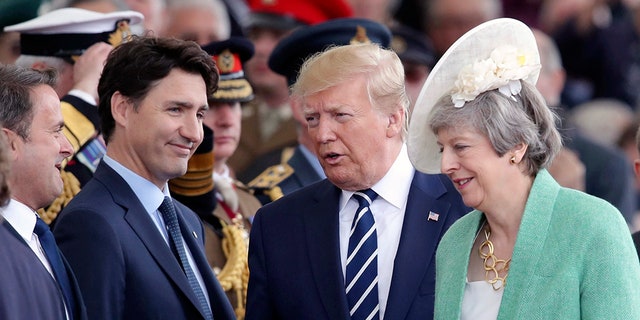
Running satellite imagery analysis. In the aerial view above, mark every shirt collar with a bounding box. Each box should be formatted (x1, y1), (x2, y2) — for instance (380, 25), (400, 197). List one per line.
(339, 144), (415, 209)
(102, 155), (169, 213)
(213, 165), (233, 183)
(0, 199), (39, 241)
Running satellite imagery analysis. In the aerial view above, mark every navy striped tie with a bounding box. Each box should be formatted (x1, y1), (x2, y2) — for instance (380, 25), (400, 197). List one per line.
(159, 197), (214, 320)
(346, 189), (380, 320)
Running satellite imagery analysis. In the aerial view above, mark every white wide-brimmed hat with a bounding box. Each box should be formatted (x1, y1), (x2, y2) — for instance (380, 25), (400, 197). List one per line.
(407, 18), (540, 174)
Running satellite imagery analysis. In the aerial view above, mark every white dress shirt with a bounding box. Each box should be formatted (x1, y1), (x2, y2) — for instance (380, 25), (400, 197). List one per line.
(102, 155), (211, 308)
(1, 199), (71, 319)
(339, 144), (415, 320)
(1, 199), (53, 275)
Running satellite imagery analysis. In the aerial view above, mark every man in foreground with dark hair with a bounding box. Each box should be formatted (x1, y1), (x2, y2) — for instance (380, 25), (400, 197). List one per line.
(53, 36), (235, 320)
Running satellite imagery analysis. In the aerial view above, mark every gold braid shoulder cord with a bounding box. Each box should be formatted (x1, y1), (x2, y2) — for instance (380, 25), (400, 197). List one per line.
(217, 220), (249, 320)
(38, 170), (81, 224)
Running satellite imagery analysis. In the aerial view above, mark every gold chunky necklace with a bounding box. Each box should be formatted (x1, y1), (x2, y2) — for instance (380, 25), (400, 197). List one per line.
(478, 226), (511, 291)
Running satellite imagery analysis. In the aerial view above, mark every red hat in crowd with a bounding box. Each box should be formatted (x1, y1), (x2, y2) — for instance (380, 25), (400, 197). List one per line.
(246, 0), (353, 30)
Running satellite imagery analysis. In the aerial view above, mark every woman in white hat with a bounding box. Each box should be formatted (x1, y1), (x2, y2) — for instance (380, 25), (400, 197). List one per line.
(408, 18), (640, 319)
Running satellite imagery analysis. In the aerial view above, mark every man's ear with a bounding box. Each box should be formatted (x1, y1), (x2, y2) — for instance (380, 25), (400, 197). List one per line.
(2, 128), (21, 161)
(386, 106), (404, 138)
(111, 91), (130, 126)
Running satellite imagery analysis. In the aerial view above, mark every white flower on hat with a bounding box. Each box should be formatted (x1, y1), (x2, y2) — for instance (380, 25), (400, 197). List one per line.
(451, 45), (539, 108)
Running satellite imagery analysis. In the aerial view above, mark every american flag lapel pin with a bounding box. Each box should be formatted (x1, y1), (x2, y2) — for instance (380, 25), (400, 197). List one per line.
(428, 211), (439, 222)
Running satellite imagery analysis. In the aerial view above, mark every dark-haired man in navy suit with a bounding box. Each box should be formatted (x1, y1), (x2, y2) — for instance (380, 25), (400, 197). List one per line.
(246, 19), (470, 320)
(53, 36), (235, 320)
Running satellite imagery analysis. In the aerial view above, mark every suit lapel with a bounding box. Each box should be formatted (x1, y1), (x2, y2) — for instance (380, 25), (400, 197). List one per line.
(498, 170), (558, 319)
(303, 181), (351, 319)
(3, 219), (87, 319)
(2, 221), (29, 246)
(436, 212), (482, 318)
(385, 172), (452, 318)
(94, 163), (202, 313)
(176, 206), (227, 319)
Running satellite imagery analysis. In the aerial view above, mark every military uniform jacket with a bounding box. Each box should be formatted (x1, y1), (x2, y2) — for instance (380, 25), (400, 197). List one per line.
(229, 98), (298, 177)
(204, 180), (260, 318)
(206, 180), (261, 270)
(61, 94), (104, 186)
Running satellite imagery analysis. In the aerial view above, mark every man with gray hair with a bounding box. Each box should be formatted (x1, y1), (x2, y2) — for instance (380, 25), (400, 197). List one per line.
(0, 64), (86, 320)
(163, 0), (231, 45)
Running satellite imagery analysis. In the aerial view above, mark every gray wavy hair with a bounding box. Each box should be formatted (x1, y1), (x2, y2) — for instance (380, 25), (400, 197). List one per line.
(429, 80), (562, 175)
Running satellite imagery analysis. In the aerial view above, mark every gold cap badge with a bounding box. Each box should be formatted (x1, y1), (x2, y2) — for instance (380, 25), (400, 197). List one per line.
(350, 25), (371, 45)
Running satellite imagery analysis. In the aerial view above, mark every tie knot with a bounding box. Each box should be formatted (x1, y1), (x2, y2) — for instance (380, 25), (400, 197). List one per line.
(353, 189), (378, 207)
(159, 197), (176, 217)
(33, 217), (50, 237)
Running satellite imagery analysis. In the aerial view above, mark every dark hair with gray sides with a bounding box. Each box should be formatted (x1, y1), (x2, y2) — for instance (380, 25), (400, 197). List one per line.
(0, 65), (57, 140)
(98, 36), (218, 143)
(429, 80), (562, 175)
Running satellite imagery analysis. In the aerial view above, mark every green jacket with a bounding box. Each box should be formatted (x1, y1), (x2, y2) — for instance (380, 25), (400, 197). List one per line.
(435, 170), (640, 319)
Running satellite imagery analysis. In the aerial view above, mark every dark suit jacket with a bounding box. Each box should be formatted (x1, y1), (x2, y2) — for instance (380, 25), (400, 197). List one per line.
(246, 172), (470, 319)
(53, 162), (236, 320)
(0, 221), (67, 320)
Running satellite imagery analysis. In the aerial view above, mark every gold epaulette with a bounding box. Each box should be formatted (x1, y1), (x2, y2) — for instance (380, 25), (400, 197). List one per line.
(280, 147), (295, 164)
(247, 163), (294, 190)
(61, 101), (96, 155)
(232, 179), (251, 192)
(264, 186), (284, 202)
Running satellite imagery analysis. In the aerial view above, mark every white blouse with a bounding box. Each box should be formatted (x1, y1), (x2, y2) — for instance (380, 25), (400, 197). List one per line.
(461, 278), (504, 320)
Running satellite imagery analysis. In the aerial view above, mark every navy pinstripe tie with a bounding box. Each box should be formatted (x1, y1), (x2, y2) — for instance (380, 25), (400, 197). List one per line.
(346, 189), (379, 320)
(159, 197), (213, 320)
